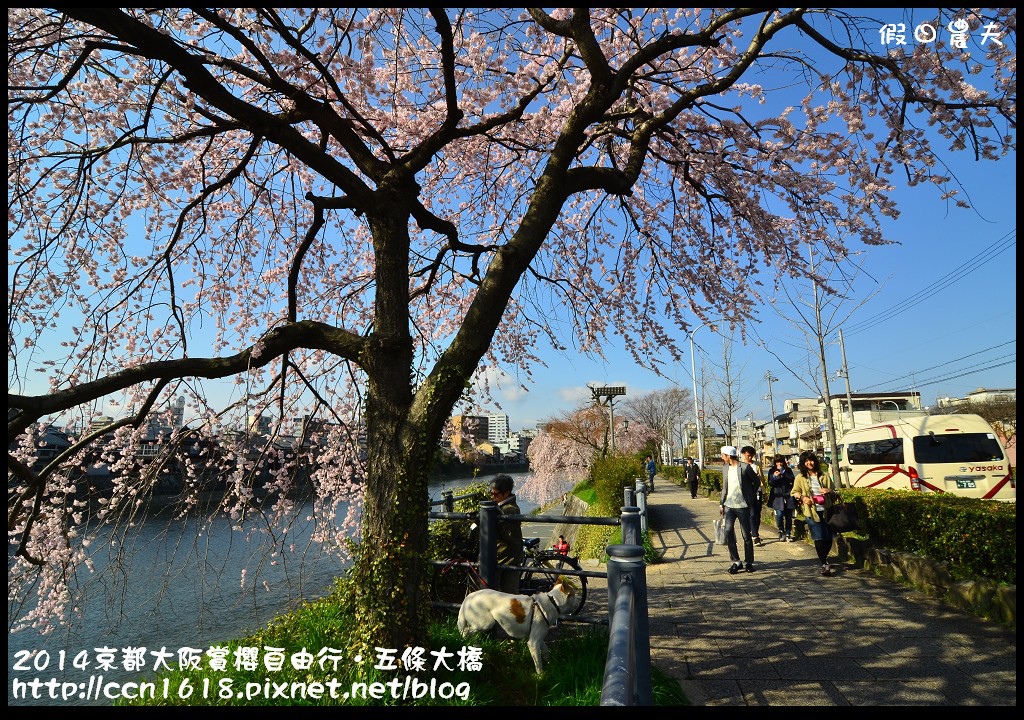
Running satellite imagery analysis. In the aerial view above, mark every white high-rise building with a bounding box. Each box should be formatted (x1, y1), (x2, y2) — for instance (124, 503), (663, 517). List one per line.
(487, 413), (509, 445)
(171, 396), (187, 428)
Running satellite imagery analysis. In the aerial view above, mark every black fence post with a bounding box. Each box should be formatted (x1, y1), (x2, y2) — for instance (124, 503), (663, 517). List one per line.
(634, 478), (648, 533)
(624, 486), (634, 508)
(442, 489), (454, 513)
(602, 542), (633, 705)
(625, 545), (652, 706)
(478, 500), (498, 588)
(601, 542), (653, 706)
(620, 505), (641, 547)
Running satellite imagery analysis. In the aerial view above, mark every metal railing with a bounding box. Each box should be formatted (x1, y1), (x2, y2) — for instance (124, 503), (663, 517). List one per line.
(601, 479), (652, 705)
(600, 542), (652, 705)
(427, 481), (653, 705)
(428, 499), (620, 590)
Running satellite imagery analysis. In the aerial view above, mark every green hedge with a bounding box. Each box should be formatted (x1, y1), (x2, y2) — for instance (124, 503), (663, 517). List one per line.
(590, 455), (645, 514)
(572, 456), (650, 562)
(838, 488), (1016, 585)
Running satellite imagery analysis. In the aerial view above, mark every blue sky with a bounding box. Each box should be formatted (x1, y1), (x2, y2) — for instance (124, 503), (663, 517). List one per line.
(368, 13), (1016, 440)
(475, 14), (1017, 432)
(11, 10), (1015, 435)
(481, 142), (1016, 431)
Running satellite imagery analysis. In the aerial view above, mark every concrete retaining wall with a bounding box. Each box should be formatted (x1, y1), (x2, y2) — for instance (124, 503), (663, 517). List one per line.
(546, 494), (591, 551)
(841, 536), (1016, 628)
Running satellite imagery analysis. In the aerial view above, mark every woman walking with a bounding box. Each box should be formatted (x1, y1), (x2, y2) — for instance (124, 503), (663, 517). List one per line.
(768, 454), (796, 542)
(792, 451), (836, 576)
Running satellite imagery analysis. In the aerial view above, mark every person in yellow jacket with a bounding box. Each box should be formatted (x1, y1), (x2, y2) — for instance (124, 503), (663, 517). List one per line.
(791, 451), (837, 576)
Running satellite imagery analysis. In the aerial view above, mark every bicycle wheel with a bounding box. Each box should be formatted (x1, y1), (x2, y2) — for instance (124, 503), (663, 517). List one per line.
(522, 552), (588, 618)
(431, 560), (482, 607)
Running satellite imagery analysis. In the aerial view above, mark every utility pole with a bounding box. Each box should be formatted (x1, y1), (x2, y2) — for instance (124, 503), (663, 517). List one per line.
(764, 371), (779, 455)
(688, 320), (725, 470)
(809, 247), (844, 487)
(837, 328), (855, 433)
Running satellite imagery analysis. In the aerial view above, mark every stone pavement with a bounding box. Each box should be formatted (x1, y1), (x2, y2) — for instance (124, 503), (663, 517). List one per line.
(642, 475), (1016, 706)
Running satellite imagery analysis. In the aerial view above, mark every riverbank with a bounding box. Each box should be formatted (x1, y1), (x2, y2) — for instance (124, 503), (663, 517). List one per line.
(8, 470), (540, 707)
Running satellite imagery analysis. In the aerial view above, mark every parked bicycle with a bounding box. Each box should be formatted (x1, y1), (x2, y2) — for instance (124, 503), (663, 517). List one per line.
(431, 529), (588, 618)
(520, 536), (588, 617)
(431, 524), (487, 608)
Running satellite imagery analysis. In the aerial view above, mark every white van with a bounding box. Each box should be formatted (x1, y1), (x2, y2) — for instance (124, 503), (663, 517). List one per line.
(836, 413), (1015, 501)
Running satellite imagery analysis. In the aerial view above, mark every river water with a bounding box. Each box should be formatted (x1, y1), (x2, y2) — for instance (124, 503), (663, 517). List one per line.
(7, 471), (538, 706)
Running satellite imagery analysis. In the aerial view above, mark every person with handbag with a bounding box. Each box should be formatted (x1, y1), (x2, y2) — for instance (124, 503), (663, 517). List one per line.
(791, 451), (837, 576)
(718, 445), (760, 574)
(768, 454), (796, 542)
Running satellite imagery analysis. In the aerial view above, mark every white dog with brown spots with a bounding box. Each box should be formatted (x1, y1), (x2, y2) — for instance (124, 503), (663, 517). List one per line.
(457, 577), (576, 674)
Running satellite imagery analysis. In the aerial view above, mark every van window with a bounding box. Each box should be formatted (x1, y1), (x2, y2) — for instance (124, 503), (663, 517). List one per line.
(912, 433), (1005, 463)
(847, 438), (904, 465)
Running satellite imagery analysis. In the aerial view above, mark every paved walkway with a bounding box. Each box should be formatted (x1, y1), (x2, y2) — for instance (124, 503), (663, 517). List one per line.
(642, 475), (1016, 706)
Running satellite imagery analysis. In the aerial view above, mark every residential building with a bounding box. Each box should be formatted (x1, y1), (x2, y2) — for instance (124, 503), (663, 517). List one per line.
(247, 414), (273, 436)
(937, 387), (1016, 407)
(507, 431), (533, 461)
(171, 396), (186, 429)
(88, 415), (116, 436)
(486, 413), (510, 445)
(775, 391), (923, 455)
(450, 414), (489, 451)
(731, 417), (758, 451)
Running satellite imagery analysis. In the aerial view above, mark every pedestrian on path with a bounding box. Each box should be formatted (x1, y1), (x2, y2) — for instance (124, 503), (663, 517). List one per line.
(767, 454), (796, 541)
(686, 457), (700, 498)
(646, 454), (657, 492)
(740, 446), (765, 546)
(792, 451), (837, 576)
(718, 445), (760, 573)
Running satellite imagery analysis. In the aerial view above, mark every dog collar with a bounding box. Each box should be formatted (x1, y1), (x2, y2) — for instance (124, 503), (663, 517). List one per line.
(533, 595), (558, 628)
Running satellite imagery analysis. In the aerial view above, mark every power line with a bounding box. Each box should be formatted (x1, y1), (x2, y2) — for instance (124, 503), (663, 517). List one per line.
(857, 340), (1016, 391)
(844, 229), (1016, 336)
(909, 352), (1016, 389)
(886, 360), (1016, 392)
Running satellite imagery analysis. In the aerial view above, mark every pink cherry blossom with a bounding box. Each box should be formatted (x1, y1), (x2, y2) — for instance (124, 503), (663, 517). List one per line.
(7, 9), (1015, 649)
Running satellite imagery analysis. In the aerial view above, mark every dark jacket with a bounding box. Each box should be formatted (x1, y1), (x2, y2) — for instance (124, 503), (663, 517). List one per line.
(768, 465), (796, 511)
(496, 494), (525, 565)
(718, 461), (760, 509)
(686, 462), (700, 484)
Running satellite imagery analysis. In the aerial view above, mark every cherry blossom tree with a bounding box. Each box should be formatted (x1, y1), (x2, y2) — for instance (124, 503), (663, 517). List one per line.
(521, 404), (656, 502)
(623, 387), (692, 461)
(8, 9), (1015, 652)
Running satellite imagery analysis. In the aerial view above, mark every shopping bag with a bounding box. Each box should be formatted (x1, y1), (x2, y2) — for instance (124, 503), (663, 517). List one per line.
(826, 502), (860, 533)
(713, 517), (727, 544)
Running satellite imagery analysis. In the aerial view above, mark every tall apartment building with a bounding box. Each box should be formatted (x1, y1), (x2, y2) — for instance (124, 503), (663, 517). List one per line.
(486, 413), (509, 445)
(450, 414), (489, 449)
(171, 396), (187, 429)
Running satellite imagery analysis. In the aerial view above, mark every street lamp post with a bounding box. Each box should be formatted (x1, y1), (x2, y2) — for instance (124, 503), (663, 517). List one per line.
(687, 319), (723, 470)
(589, 385), (626, 457)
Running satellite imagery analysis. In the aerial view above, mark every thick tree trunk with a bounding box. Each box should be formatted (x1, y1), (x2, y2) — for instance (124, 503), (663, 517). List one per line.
(352, 405), (432, 656)
(350, 203), (434, 656)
